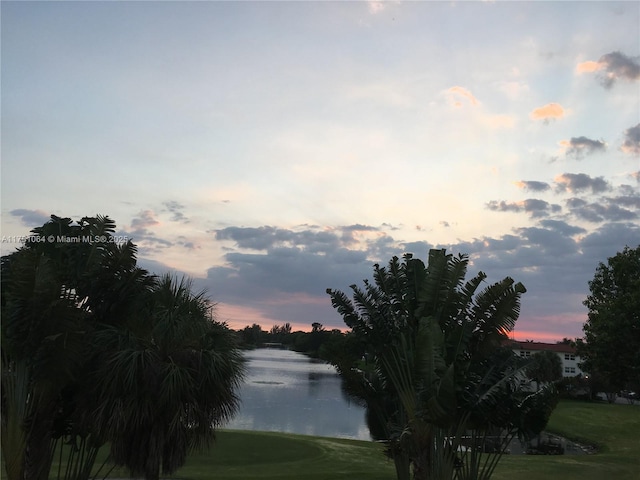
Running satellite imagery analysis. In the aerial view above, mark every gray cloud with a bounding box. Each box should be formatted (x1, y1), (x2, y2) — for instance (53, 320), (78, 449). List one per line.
(10, 209), (50, 227)
(339, 224), (381, 245)
(204, 241), (377, 326)
(454, 222), (639, 335)
(513, 226), (579, 257)
(137, 217), (640, 340)
(381, 222), (401, 231)
(481, 234), (521, 252)
(516, 181), (551, 192)
(402, 240), (433, 256)
(214, 224), (389, 255)
(538, 219), (587, 236)
(564, 136), (606, 158)
(603, 192), (640, 210)
(566, 200), (638, 223)
(163, 200), (189, 223)
(486, 199), (562, 218)
(554, 173), (609, 194)
(125, 210), (173, 250)
(176, 235), (200, 250)
(598, 51), (640, 88)
(215, 226), (345, 253)
(621, 124), (640, 155)
(618, 184), (637, 196)
(137, 257), (181, 278)
(130, 210), (160, 236)
(578, 222), (639, 253)
(215, 226), (296, 250)
(566, 197), (587, 209)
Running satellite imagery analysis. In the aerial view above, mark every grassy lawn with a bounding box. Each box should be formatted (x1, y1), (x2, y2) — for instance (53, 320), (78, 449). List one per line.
(3, 400), (638, 479)
(176, 430), (395, 480)
(169, 400), (640, 480)
(26, 431), (395, 480)
(492, 400), (640, 480)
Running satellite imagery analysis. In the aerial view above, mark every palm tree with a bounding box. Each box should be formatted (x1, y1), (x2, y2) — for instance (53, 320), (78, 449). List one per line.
(327, 249), (558, 480)
(1, 215), (155, 480)
(1, 243), (90, 480)
(2, 215), (245, 480)
(93, 274), (245, 480)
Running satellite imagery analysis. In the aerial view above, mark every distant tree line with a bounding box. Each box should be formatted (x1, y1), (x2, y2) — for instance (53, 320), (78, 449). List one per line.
(235, 321), (352, 363)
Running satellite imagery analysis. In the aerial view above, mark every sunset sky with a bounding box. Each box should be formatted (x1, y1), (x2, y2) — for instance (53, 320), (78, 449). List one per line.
(2, 1), (639, 342)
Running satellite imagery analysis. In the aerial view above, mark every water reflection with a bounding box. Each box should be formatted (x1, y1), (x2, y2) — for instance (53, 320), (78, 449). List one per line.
(225, 348), (370, 440)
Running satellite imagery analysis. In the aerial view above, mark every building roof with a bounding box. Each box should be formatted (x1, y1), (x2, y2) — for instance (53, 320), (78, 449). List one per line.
(510, 341), (577, 354)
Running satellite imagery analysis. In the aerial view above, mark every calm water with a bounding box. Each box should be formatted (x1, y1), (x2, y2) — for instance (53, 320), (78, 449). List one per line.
(224, 349), (589, 455)
(224, 348), (370, 440)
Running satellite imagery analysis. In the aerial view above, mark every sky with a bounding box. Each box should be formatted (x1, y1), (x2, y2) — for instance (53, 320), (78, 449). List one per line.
(2, 1), (639, 342)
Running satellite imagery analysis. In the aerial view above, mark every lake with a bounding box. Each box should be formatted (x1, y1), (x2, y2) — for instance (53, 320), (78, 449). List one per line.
(224, 348), (589, 455)
(224, 348), (371, 440)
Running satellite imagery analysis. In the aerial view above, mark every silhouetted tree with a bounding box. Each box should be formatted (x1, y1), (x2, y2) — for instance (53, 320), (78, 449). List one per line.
(327, 249), (558, 480)
(95, 275), (244, 480)
(1, 215), (245, 480)
(578, 245), (640, 395)
(238, 324), (267, 347)
(2, 215), (152, 480)
(528, 350), (563, 390)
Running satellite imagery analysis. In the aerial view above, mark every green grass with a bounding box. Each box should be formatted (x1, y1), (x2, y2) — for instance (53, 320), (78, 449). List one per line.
(177, 430), (395, 479)
(3, 400), (638, 479)
(2, 431), (396, 480)
(51, 432), (395, 480)
(174, 400), (640, 480)
(492, 400), (640, 480)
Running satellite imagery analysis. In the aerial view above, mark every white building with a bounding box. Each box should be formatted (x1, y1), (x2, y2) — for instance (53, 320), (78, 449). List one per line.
(510, 341), (585, 378)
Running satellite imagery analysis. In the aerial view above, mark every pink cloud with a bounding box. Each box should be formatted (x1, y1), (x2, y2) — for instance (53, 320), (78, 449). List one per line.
(216, 302), (293, 331)
(530, 103), (565, 121)
(368, 1), (386, 14)
(511, 330), (571, 343)
(131, 209), (160, 230)
(480, 114), (516, 129)
(217, 293), (330, 332)
(514, 311), (586, 343)
(575, 60), (604, 74)
(445, 86), (479, 107)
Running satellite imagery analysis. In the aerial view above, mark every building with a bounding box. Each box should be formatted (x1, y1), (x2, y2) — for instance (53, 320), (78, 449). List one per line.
(510, 341), (585, 378)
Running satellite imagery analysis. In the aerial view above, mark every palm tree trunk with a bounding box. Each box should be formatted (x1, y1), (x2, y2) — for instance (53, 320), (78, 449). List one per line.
(23, 411), (55, 480)
(392, 451), (411, 480)
(1, 358), (30, 480)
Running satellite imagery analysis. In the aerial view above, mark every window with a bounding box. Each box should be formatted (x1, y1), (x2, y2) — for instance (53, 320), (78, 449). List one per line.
(564, 353), (576, 361)
(564, 367), (576, 374)
(519, 351), (530, 357)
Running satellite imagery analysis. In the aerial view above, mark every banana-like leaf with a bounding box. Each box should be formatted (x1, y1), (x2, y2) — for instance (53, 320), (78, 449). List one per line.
(326, 248), (553, 480)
